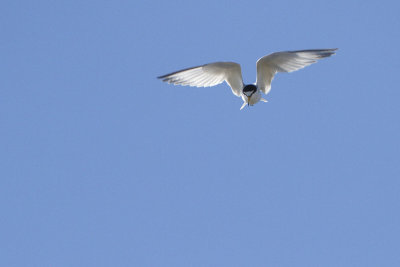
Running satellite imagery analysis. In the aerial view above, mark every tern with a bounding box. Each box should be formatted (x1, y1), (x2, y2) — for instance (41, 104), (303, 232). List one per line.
(158, 49), (337, 110)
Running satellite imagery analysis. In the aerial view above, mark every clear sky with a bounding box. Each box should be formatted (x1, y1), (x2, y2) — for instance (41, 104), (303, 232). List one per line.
(1, 0), (400, 266)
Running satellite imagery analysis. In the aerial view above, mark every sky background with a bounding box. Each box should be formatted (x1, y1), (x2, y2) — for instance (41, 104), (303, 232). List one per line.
(1, 0), (400, 266)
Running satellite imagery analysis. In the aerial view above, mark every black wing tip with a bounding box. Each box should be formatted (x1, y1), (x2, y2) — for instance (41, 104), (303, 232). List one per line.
(156, 64), (206, 80)
(289, 48), (338, 55)
(321, 48), (338, 53)
(289, 48), (338, 59)
(292, 48), (338, 52)
(157, 77), (172, 83)
(320, 48), (338, 58)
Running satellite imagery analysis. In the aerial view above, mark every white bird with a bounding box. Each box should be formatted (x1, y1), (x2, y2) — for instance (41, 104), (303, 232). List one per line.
(158, 49), (337, 110)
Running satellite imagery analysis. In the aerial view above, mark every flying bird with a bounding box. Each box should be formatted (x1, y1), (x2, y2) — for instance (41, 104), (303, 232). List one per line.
(158, 49), (337, 110)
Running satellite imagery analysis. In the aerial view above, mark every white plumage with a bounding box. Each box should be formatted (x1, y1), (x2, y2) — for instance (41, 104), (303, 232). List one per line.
(158, 49), (337, 109)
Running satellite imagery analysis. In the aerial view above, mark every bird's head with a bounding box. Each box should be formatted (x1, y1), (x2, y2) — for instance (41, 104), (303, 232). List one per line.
(243, 84), (257, 99)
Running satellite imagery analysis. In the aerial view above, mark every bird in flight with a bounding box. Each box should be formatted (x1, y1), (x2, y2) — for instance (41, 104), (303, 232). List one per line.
(158, 49), (337, 110)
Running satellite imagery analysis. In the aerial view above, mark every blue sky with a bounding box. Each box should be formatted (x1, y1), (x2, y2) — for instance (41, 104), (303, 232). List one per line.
(1, 0), (400, 266)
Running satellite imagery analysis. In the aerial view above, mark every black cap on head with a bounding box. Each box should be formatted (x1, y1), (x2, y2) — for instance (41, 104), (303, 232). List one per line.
(243, 84), (257, 93)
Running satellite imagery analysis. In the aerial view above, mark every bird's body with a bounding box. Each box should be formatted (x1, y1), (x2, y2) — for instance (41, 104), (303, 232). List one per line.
(158, 49), (337, 110)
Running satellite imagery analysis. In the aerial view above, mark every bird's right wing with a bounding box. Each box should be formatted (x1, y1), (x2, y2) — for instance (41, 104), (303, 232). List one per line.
(158, 62), (244, 97)
(256, 49), (337, 95)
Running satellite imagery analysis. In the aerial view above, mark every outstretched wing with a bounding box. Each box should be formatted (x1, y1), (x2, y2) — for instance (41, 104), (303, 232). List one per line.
(256, 49), (337, 95)
(158, 62), (244, 97)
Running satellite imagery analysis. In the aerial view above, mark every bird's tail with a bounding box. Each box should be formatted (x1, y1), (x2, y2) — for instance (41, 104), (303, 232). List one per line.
(240, 102), (247, 110)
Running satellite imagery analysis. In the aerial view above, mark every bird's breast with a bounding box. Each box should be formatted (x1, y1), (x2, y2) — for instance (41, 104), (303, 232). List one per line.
(243, 90), (261, 105)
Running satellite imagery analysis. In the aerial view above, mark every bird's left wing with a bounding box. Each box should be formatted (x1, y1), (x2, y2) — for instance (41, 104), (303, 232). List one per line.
(158, 62), (244, 97)
(256, 49), (337, 95)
